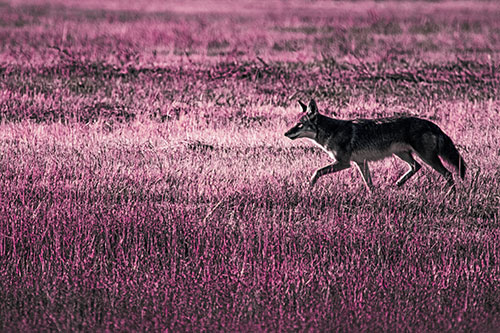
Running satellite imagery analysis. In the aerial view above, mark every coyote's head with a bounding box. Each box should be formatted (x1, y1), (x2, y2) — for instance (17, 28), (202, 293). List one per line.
(284, 99), (319, 140)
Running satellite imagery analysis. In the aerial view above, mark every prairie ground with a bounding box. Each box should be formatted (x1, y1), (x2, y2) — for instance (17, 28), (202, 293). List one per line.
(1, 0), (499, 331)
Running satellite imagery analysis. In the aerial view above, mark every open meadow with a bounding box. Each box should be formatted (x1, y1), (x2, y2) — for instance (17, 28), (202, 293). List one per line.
(1, 0), (500, 331)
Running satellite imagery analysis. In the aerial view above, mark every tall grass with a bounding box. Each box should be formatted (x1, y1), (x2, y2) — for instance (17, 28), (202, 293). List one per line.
(1, 0), (500, 331)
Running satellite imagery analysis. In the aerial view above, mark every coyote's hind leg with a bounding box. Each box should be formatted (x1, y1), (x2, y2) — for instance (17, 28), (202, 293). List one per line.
(419, 153), (455, 187)
(394, 152), (422, 187)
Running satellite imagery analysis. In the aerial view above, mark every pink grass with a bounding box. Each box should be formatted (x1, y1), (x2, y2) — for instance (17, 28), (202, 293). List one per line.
(1, 0), (500, 331)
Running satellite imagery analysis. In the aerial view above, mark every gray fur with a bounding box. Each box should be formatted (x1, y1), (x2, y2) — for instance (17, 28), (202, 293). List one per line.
(284, 99), (466, 191)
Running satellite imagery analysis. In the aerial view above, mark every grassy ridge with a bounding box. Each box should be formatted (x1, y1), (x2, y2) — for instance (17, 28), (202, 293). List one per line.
(1, 1), (500, 331)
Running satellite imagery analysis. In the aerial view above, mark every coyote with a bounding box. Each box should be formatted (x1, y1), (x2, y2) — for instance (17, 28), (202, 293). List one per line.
(284, 99), (466, 191)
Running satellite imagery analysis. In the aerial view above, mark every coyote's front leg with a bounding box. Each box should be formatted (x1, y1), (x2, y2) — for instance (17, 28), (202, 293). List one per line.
(354, 161), (374, 192)
(310, 162), (350, 187)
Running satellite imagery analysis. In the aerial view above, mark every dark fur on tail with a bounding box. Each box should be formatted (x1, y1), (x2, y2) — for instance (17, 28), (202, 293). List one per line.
(439, 134), (466, 180)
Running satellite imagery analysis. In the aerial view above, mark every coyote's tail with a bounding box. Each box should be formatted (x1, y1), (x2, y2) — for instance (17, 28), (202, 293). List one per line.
(439, 133), (466, 180)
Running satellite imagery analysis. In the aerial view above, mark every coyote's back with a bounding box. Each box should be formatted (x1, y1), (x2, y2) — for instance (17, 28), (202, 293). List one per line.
(284, 99), (466, 191)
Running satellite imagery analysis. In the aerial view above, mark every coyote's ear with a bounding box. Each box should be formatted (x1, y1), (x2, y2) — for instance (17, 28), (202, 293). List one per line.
(308, 99), (319, 115)
(298, 100), (307, 112)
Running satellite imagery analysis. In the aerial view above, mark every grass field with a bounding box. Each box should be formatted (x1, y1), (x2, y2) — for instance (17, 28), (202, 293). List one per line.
(1, 0), (500, 331)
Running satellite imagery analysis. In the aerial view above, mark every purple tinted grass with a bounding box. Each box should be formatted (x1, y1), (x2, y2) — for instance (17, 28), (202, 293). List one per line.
(1, 0), (500, 331)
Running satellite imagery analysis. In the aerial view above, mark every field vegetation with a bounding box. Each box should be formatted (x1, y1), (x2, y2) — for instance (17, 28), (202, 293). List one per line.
(1, 0), (499, 331)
